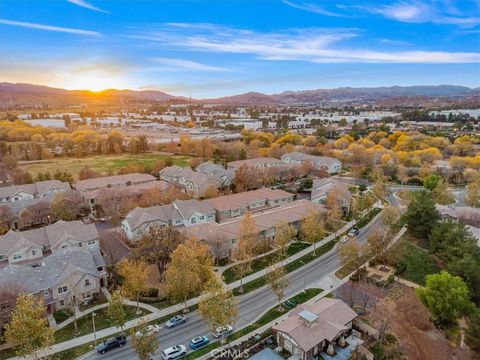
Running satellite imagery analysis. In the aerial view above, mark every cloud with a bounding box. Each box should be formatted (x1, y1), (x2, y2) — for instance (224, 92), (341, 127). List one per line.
(282, 1), (348, 17)
(368, 1), (480, 27)
(0, 18), (100, 36)
(129, 23), (480, 64)
(149, 58), (230, 72)
(67, 0), (110, 14)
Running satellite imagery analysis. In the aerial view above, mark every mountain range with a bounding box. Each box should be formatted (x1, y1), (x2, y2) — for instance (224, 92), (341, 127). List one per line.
(1, 82), (479, 109)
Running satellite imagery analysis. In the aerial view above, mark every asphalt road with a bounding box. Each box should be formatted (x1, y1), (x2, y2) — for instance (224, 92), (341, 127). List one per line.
(388, 185), (466, 207)
(82, 214), (383, 360)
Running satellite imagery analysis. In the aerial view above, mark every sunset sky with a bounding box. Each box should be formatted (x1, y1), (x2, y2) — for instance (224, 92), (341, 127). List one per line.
(0, 0), (479, 97)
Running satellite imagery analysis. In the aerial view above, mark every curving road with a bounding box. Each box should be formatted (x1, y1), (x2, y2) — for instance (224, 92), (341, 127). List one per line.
(388, 185), (466, 208)
(81, 214), (383, 360)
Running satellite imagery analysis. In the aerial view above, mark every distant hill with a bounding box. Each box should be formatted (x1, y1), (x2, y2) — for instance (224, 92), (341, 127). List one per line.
(1, 82), (478, 109)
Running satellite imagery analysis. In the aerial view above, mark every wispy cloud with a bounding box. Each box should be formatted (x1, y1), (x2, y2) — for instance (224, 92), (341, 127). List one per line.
(0, 18), (100, 36)
(282, 0), (348, 17)
(129, 23), (480, 64)
(67, 0), (110, 14)
(367, 1), (480, 27)
(149, 58), (230, 72)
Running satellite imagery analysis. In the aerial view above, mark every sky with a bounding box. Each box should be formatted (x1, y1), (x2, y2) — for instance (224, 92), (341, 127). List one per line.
(0, 0), (479, 97)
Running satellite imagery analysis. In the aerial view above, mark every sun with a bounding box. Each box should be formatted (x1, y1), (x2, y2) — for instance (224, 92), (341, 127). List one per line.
(56, 74), (131, 92)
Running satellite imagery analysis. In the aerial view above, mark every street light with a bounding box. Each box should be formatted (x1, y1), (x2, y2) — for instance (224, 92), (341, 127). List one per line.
(92, 312), (97, 346)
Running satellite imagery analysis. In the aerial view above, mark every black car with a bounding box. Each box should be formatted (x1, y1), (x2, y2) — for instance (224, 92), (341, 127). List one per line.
(96, 336), (127, 354)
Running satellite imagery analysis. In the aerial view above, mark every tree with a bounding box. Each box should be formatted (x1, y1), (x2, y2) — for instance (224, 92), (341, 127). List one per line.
(78, 166), (98, 180)
(397, 164), (407, 187)
(231, 212), (257, 293)
(163, 244), (201, 310)
(266, 263), (288, 310)
(404, 190), (440, 238)
(107, 290), (126, 334)
(423, 173), (441, 191)
(338, 238), (361, 270)
(50, 192), (77, 221)
(465, 310), (480, 356)
(274, 220), (297, 260)
(184, 237), (215, 285)
(300, 209), (325, 255)
(132, 226), (186, 275)
(416, 271), (474, 327)
(198, 277), (238, 334)
(432, 180), (455, 205)
(465, 180), (480, 208)
(381, 205), (400, 232)
(116, 259), (149, 314)
(130, 320), (160, 360)
(4, 294), (54, 360)
(366, 229), (388, 260)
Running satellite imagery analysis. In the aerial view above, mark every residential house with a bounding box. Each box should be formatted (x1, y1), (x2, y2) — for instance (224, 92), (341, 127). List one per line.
(281, 152), (342, 174)
(121, 199), (215, 240)
(273, 298), (358, 359)
(0, 180), (71, 203)
(227, 157), (284, 170)
(73, 173), (158, 214)
(310, 178), (352, 209)
(0, 220), (99, 265)
(159, 165), (221, 198)
(182, 200), (326, 259)
(196, 162), (235, 187)
(0, 247), (107, 314)
(205, 188), (295, 222)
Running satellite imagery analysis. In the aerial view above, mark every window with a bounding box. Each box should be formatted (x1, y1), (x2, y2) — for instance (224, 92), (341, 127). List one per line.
(85, 279), (91, 287)
(191, 217), (197, 224)
(78, 242), (83, 247)
(87, 240), (95, 245)
(58, 285), (68, 294)
(44, 289), (49, 296)
(199, 215), (205, 220)
(12, 253), (22, 261)
(59, 300), (64, 306)
(32, 249), (37, 256)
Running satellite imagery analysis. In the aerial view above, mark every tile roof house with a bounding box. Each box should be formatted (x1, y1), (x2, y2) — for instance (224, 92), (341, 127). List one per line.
(182, 200), (326, 259)
(310, 177), (352, 209)
(196, 162), (235, 187)
(205, 188), (295, 222)
(159, 165), (221, 198)
(273, 298), (358, 359)
(0, 180), (71, 203)
(0, 220), (99, 265)
(121, 199), (215, 240)
(281, 152), (342, 174)
(0, 247), (107, 314)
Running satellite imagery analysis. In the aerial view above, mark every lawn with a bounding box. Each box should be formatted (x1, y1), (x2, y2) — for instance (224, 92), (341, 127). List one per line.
(54, 305), (150, 343)
(388, 238), (440, 285)
(356, 207), (382, 229)
(18, 153), (191, 179)
(223, 241), (311, 284)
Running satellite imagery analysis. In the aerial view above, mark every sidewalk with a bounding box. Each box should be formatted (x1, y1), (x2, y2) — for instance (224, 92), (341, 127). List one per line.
(6, 207), (381, 360)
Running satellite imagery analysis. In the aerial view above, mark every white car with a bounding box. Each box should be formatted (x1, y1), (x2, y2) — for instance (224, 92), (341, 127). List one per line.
(135, 324), (162, 338)
(340, 235), (349, 243)
(213, 325), (233, 338)
(162, 345), (187, 360)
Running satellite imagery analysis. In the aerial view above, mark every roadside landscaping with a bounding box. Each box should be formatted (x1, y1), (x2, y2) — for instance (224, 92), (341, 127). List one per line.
(355, 207), (381, 229)
(223, 241), (311, 284)
(181, 288), (323, 360)
(54, 305), (150, 343)
(232, 240), (335, 296)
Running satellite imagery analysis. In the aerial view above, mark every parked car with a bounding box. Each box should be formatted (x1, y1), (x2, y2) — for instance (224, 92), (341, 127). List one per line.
(282, 299), (297, 309)
(348, 228), (360, 237)
(136, 324), (162, 338)
(162, 345), (187, 360)
(213, 325), (233, 338)
(340, 235), (349, 243)
(165, 315), (186, 328)
(189, 335), (209, 350)
(96, 336), (127, 354)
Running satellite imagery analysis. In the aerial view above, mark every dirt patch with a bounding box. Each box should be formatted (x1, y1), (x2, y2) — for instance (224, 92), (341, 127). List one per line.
(370, 284), (471, 360)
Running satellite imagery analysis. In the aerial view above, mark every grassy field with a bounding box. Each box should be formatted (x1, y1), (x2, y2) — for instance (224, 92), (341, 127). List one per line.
(388, 237), (440, 285)
(18, 153), (191, 179)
